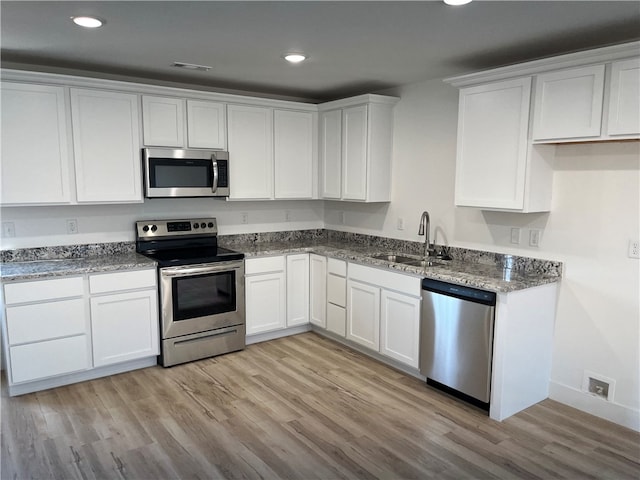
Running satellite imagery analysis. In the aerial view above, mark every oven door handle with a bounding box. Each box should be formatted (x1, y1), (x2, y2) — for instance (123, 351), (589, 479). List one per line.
(161, 263), (242, 278)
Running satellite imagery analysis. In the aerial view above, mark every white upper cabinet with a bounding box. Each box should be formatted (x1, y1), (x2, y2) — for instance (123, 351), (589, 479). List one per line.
(70, 88), (143, 203)
(142, 95), (185, 147)
(1, 83), (72, 205)
(532, 65), (605, 141)
(319, 109), (342, 199)
(186, 100), (226, 149)
(142, 96), (226, 149)
(318, 95), (398, 203)
(455, 78), (553, 212)
(274, 109), (315, 199)
(607, 58), (640, 136)
(227, 104), (274, 200)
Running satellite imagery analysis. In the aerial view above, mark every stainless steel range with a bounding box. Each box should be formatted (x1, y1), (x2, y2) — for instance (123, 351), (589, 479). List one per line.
(135, 217), (245, 367)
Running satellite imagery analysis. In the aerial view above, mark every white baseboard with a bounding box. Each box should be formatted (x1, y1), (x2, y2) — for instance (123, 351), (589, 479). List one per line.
(549, 380), (640, 432)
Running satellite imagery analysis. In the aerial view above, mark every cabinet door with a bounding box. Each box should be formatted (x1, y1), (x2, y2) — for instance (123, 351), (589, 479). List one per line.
(327, 303), (346, 337)
(286, 254), (310, 327)
(342, 105), (368, 201)
(227, 105), (273, 199)
(319, 109), (342, 199)
(70, 88), (142, 203)
(245, 272), (286, 334)
(608, 58), (640, 136)
(90, 289), (159, 367)
(187, 100), (226, 149)
(274, 110), (314, 199)
(1, 83), (72, 205)
(309, 254), (327, 328)
(346, 279), (380, 350)
(380, 290), (420, 368)
(142, 95), (185, 147)
(455, 78), (531, 210)
(533, 65), (605, 140)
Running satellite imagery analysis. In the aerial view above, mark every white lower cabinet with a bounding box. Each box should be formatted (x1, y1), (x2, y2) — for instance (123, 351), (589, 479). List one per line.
(380, 290), (421, 369)
(326, 258), (347, 336)
(286, 254), (310, 327)
(1, 268), (159, 395)
(309, 254), (327, 328)
(346, 279), (380, 350)
(245, 256), (287, 335)
(90, 289), (159, 367)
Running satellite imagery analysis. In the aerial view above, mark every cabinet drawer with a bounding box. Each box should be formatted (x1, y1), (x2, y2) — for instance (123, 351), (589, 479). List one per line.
(245, 256), (285, 275)
(6, 298), (86, 345)
(327, 274), (346, 307)
(89, 269), (156, 294)
(348, 263), (421, 297)
(4, 276), (84, 304)
(327, 303), (346, 337)
(10, 335), (90, 384)
(327, 258), (347, 276)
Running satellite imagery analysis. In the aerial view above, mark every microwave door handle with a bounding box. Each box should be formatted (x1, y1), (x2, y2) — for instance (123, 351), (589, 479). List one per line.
(211, 156), (219, 193)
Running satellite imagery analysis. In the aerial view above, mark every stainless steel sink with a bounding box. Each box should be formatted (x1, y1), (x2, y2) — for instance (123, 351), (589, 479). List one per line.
(402, 259), (446, 268)
(370, 253), (420, 263)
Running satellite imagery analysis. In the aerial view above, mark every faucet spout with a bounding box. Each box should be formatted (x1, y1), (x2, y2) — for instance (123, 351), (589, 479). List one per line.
(418, 211), (433, 259)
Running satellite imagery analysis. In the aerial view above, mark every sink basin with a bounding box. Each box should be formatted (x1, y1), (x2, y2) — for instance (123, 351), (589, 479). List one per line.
(370, 253), (420, 263)
(402, 259), (446, 268)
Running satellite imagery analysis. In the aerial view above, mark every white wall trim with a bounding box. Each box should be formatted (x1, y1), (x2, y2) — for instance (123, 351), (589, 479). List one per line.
(549, 380), (640, 432)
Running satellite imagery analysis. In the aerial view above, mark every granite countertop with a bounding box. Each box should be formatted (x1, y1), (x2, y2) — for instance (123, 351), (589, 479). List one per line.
(0, 253), (157, 282)
(223, 240), (561, 293)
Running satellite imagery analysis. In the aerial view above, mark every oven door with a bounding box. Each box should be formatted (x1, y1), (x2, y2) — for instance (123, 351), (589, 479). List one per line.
(159, 260), (245, 339)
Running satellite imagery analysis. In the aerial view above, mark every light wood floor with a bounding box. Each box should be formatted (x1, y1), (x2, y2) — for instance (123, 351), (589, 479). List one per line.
(2, 332), (638, 479)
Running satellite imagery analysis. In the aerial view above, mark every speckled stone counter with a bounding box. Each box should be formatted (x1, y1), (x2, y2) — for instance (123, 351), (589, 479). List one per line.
(0, 249), (156, 283)
(220, 232), (562, 293)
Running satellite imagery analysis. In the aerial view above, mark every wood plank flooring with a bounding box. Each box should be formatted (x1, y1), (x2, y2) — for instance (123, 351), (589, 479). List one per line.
(2, 332), (639, 479)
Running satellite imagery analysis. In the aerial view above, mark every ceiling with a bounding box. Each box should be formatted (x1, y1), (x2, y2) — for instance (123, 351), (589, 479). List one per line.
(2, 1), (639, 102)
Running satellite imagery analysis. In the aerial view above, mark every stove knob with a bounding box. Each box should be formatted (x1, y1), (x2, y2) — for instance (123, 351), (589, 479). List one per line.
(193, 223), (200, 229)
(142, 225), (149, 232)
(151, 225), (158, 232)
(208, 222), (214, 228)
(200, 222), (206, 229)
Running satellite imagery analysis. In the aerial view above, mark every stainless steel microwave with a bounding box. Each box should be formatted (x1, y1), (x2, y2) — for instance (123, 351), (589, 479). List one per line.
(143, 147), (230, 198)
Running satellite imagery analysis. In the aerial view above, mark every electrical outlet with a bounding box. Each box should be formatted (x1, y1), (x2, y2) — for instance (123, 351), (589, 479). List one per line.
(2, 222), (15, 238)
(66, 219), (78, 234)
(628, 239), (639, 259)
(583, 371), (615, 402)
(285, 210), (291, 222)
(529, 229), (541, 247)
(397, 217), (404, 230)
(241, 212), (249, 225)
(510, 227), (521, 245)
(339, 211), (345, 225)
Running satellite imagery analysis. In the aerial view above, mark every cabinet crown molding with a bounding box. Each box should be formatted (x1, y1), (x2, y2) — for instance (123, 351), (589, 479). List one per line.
(444, 41), (640, 88)
(318, 93), (399, 111)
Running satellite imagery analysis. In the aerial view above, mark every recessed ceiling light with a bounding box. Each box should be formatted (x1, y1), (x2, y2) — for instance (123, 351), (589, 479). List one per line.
(71, 16), (104, 28)
(284, 54), (307, 64)
(443, 0), (472, 5)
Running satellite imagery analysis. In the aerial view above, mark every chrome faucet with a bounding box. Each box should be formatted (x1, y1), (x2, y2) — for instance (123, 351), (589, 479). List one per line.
(418, 211), (434, 259)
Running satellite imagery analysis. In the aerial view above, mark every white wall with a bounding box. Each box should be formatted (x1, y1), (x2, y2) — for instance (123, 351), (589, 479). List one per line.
(0, 199), (324, 249)
(327, 78), (640, 430)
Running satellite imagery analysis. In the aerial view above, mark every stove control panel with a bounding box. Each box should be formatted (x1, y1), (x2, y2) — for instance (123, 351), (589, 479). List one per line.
(136, 218), (218, 238)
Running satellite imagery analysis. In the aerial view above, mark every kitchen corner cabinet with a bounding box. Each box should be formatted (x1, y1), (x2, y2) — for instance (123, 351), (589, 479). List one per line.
(245, 256), (287, 334)
(309, 254), (327, 328)
(70, 88), (143, 203)
(286, 253), (310, 326)
(607, 58), (640, 136)
(274, 110), (315, 199)
(454, 78), (554, 212)
(89, 269), (159, 367)
(227, 104), (274, 200)
(1, 83), (72, 205)
(142, 96), (227, 149)
(319, 95), (398, 202)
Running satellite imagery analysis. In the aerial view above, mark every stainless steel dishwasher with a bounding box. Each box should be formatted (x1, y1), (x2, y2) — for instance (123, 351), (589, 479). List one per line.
(420, 278), (496, 411)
